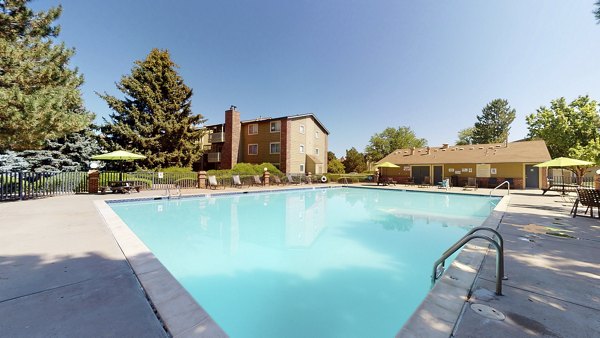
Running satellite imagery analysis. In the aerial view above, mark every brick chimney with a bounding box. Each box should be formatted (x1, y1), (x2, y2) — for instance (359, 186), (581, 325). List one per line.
(442, 144), (449, 149)
(221, 106), (241, 169)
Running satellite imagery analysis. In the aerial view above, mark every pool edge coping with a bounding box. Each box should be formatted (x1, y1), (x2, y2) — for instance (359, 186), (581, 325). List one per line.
(395, 194), (510, 338)
(94, 199), (228, 338)
(94, 186), (507, 337)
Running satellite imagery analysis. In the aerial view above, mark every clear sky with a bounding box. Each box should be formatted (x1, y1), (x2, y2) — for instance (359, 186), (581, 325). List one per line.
(33, 0), (600, 157)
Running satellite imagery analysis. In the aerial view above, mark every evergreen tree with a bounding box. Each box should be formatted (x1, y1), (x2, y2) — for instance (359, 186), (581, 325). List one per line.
(471, 99), (516, 144)
(99, 49), (205, 168)
(0, 0), (93, 151)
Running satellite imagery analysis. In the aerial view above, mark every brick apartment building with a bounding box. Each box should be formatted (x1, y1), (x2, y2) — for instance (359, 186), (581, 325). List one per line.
(199, 106), (329, 174)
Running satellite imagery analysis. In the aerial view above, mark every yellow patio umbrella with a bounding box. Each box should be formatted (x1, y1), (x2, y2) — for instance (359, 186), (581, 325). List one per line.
(91, 150), (146, 180)
(375, 161), (400, 180)
(534, 157), (594, 185)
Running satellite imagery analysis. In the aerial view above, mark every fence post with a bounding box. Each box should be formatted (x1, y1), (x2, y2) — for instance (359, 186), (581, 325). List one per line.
(263, 170), (270, 186)
(88, 170), (99, 194)
(18, 172), (23, 200)
(594, 172), (600, 190)
(198, 171), (207, 189)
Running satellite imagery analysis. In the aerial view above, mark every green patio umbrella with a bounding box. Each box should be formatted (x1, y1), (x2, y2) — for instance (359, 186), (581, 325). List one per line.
(375, 162), (400, 181)
(534, 157), (594, 186)
(91, 150), (146, 180)
(533, 157), (593, 168)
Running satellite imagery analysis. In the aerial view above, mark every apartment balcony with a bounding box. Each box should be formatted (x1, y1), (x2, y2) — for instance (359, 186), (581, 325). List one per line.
(207, 152), (221, 163)
(209, 132), (225, 143)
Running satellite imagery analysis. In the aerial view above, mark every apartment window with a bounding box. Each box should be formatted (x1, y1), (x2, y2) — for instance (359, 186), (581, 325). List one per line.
(270, 121), (281, 133)
(315, 148), (319, 155)
(299, 144), (304, 153)
(270, 142), (280, 154)
(248, 124), (258, 135)
(248, 144), (258, 155)
(315, 131), (319, 138)
(300, 164), (305, 173)
(299, 125), (305, 134)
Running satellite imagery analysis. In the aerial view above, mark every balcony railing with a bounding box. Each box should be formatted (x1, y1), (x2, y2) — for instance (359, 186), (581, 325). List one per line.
(209, 132), (225, 143)
(207, 152), (221, 163)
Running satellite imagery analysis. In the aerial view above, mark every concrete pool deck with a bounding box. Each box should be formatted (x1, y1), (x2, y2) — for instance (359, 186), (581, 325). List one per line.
(0, 185), (599, 337)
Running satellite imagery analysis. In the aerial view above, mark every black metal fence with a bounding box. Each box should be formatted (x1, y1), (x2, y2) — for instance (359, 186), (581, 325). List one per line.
(0, 171), (88, 201)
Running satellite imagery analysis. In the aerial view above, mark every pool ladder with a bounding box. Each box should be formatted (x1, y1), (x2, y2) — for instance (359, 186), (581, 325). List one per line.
(166, 184), (181, 199)
(431, 227), (505, 295)
(490, 180), (510, 197)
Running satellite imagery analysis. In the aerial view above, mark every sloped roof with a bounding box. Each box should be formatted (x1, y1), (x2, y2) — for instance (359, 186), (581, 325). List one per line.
(378, 140), (551, 165)
(306, 154), (323, 164)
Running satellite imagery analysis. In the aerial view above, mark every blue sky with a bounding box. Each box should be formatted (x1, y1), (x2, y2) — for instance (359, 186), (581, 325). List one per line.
(34, 1), (600, 156)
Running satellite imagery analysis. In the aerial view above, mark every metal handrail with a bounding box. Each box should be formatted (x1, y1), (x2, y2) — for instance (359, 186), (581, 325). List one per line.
(490, 180), (510, 197)
(432, 228), (504, 295)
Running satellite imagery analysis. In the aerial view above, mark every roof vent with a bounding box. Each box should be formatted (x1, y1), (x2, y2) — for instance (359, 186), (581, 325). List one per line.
(459, 147), (464, 150)
(495, 145), (501, 148)
(478, 146), (484, 149)
(469, 147), (474, 150)
(442, 143), (449, 149)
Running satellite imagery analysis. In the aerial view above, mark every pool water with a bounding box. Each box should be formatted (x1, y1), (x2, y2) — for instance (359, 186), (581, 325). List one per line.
(110, 187), (499, 337)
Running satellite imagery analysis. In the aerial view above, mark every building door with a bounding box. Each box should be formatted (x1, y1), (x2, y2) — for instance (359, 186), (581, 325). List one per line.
(433, 166), (443, 185)
(525, 165), (539, 188)
(411, 166), (430, 184)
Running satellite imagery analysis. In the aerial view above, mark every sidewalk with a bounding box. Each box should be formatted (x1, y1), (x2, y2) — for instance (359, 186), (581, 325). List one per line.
(452, 191), (600, 337)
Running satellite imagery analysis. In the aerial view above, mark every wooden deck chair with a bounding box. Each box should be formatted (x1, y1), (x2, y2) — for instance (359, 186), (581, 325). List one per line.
(464, 177), (478, 190)
(232, 175), (244, 188)
(252, 175), (263, 186)
(208, 175), (224, 190)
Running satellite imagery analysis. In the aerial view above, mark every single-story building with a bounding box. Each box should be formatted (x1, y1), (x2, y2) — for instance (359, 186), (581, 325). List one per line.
(377, 140), (551, 189)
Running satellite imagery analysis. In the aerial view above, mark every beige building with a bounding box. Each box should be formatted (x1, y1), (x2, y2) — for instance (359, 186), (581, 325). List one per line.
(377, 140), (551, 189)
(200, 107), (329, 174)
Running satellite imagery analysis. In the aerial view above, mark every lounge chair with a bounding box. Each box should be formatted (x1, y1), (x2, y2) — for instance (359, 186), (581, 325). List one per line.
(272, 175), (284, 185)
(232, 175), (244, 188)
(252, 175), (263, 186)
(404, 177), (415, 187)
(572, 188), (600, 218)
(418, 176), (432, 188)
(207, 175), (224, 190)
(463, 177), (478, 190)
(437, 178), (450, 190)
(487, 177), (498, 189)
(286, 174), (300, 185)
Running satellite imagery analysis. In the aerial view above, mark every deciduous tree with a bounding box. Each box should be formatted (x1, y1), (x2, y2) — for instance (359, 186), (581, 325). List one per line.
(0, 0), (93, 151)
(365, 126), (426, 162)
(99, 49), (205, 168)
(456, 127), (475, 145)
(342, 147), (367, 173)
(472, 99), (516, 144)
(526, 95), (600, 159)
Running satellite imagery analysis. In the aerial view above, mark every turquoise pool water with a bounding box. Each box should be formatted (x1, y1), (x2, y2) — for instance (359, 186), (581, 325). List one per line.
(110, 187), (499, 337)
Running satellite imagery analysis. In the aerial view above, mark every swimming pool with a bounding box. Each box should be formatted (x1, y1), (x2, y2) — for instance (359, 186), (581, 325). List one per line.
(109, 187), (500, 337)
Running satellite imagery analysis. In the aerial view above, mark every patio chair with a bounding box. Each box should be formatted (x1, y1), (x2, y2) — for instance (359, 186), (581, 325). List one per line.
(572, 188), (600, 218)
(252, 175), (263, 186)
(487, 177), (498, 189)
(207, 175), (224, 190)
(286, 173), (300, 185)
(405, 177), (415, 187)
(464, 177), (478, 190)
(272, 175), (284, 186)
(437, 178), (450, 190)
(232, 175), (244, 188)
(418, 176), (432, 188)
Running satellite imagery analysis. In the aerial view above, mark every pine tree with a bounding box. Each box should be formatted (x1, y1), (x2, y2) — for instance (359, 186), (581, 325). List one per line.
(472, 99), (516, 144)
(99, 49), (205, 169)
(0, 0), (93, 151)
